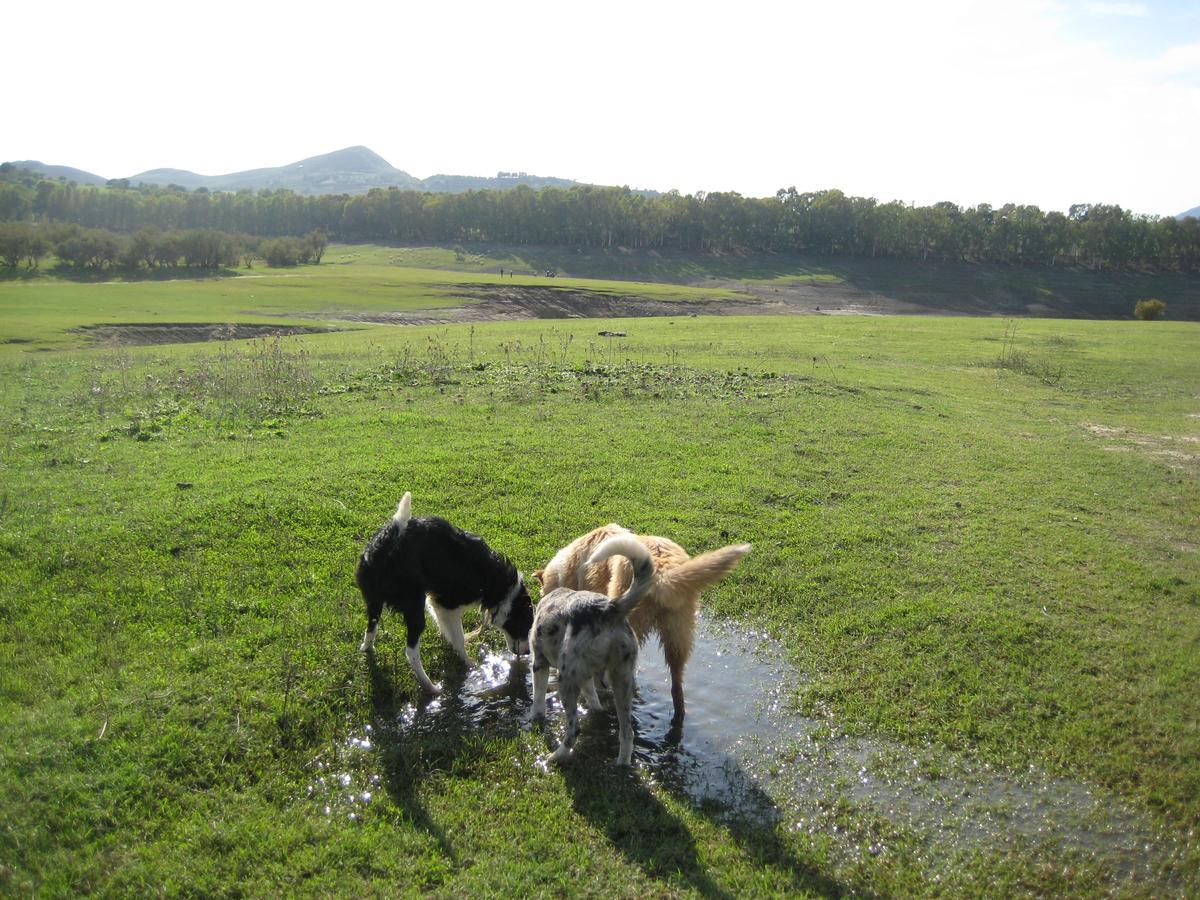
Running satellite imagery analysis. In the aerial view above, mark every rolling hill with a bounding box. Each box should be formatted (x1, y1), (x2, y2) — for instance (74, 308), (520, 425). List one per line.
(3, 146), (587, 195)
(2, 161), (108, 186)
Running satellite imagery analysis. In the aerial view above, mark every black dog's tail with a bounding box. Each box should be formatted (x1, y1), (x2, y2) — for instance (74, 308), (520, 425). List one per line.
(586, 534), (654, 618)
(392, 492), (412, 528)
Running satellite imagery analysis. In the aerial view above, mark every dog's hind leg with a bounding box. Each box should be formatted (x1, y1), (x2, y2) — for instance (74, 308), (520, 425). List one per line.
(401, 598), (440, 695)
(359, 590), (386, 652)
(548, 678), (581, 765)
(664, 640), (689, 724)
(608, 654), (637, 766)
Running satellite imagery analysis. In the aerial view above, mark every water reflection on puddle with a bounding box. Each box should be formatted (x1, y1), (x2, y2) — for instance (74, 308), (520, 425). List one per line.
(309, 617), (1189, 887)
(635, 618), (1187, 885)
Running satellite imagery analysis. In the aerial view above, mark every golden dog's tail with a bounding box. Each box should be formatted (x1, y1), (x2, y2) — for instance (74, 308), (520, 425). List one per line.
(655, 543), (752, 601)
(587, 534), (655, 618)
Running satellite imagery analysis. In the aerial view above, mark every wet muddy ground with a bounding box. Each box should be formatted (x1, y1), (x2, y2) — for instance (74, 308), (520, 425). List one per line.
(69, 280), (934, 348)
(309, 617), (1189, 890)
(323, 280), (931, 327)
(73, 322), (335, 345)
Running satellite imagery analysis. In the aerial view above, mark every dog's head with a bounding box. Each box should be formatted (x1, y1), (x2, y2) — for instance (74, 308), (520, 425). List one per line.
(485, 573), (534, 656)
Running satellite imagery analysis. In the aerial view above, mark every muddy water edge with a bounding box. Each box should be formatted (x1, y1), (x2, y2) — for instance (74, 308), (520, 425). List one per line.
(309, 617), (1193, 892)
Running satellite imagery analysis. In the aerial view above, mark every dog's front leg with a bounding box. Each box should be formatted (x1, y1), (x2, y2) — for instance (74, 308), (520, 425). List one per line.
(402, 604), (440, 695)
(405, 643), (440, 696)
(530, 658), (550, 719)
(429, 601), (471, 665)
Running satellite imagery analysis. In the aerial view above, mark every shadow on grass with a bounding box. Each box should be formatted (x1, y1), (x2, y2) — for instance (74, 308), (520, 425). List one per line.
(365, 653), (461, 862)
(556, 712), (850, 898)
(359, 645), (849, 896)
(364, 649), (531, 863)
(0, 264), (243, 283)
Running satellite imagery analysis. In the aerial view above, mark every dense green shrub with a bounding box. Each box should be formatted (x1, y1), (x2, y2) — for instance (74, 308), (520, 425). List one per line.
(1134, 298), (1167, 320)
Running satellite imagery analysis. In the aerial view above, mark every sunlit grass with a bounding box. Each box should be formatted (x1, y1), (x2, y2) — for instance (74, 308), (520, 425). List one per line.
(1, 264), (1197, 894)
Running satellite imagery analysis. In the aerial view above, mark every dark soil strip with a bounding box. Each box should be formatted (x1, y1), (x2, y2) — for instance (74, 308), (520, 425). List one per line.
(74, 322), (337, 346)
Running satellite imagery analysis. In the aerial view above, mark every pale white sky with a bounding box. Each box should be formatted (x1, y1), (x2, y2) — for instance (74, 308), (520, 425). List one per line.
(5, 0), (1198, 216)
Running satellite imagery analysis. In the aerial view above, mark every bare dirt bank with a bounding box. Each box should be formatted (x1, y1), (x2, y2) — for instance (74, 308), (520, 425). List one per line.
(75, 322), (335, 346)
(328, 280), (939, 327)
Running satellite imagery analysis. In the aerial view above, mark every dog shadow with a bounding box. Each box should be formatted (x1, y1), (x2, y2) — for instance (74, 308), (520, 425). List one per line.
(559, 753), (732, 899)
(364, 653), (458, 861)
(361, 650), (848, 895)
(364, 648), (530, 861)
(557, 710), (850, 898)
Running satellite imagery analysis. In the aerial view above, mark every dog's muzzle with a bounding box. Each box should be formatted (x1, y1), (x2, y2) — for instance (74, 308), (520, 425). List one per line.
(506, 634), (530, 657)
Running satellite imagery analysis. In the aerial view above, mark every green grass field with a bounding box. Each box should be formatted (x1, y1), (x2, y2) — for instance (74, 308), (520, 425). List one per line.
(1, 248), (1198, 895)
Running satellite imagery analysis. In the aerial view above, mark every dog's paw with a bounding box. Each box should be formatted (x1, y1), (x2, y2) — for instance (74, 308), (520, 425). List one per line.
(547, 744), (573, 765)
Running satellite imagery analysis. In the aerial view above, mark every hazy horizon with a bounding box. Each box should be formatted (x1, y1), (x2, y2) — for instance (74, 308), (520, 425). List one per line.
(6, 0), (1198, 217)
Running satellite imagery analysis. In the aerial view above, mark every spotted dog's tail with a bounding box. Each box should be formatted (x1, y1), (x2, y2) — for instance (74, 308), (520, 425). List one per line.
(586, 534), (655, 618)
(392, 492), (412, 527)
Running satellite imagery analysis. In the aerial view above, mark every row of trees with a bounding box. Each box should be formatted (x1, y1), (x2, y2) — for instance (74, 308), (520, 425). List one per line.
(0, 221), (327, 271)
(2, 170), (1198, 272)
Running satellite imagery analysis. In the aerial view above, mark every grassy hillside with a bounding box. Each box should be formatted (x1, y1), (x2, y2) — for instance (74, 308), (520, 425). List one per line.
(1, 258), (1198, 894)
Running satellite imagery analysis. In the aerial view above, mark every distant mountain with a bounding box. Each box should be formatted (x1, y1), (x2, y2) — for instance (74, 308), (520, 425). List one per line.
(127, 146), (424, 193)
(1180, 205), (1200, 220)
(2, 160), (108, 186)
(1, 147), (591, 196)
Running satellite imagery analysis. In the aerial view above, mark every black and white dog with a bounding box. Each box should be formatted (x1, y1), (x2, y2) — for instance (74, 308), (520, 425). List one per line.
(356, 492), (534, 695)
(529, 534), (654, 766)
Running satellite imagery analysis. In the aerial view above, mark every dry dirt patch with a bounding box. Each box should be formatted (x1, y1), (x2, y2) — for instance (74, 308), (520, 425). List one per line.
(1082, 422), (1200, 471)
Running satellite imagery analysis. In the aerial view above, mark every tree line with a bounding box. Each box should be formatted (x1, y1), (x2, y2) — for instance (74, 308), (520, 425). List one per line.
(0, 221), (327, 272)
(1, 167), (1197, 272)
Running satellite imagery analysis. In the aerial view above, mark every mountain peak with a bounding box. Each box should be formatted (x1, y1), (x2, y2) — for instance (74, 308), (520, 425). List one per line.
(291, 146), (396, 174)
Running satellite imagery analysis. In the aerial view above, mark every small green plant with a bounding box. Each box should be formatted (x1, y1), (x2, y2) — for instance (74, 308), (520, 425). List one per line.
(993, 319), (1064, 385)
(1134, 298), (1167, 320)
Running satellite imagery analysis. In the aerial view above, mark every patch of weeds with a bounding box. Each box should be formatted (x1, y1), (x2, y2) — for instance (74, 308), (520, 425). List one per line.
(163, 337), (316, 425)
(320, 354), (820, 405)
(100, 398), (195, 442)
(992, 320), (1066, 386)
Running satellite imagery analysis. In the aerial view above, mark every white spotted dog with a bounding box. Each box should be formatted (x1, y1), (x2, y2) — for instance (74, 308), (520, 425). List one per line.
(529, 534), (655, 767)
(356, 492), (533, 695)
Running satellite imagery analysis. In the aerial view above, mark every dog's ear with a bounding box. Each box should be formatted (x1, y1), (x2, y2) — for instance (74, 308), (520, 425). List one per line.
(531, 569), (545, 586)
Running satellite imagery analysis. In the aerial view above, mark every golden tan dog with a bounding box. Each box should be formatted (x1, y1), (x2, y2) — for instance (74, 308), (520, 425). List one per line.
(534, 524), (750, 724)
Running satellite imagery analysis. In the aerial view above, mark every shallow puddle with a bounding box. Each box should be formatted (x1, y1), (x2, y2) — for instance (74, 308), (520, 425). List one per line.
(311, 617), (1190, 888)
(633, 618), (1189, 886)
